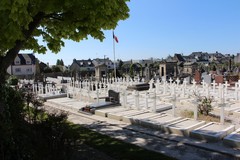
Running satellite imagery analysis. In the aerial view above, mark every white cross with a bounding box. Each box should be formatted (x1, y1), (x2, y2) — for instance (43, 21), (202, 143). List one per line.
(237, 80), (240, 88)
(192, 79), (197, 87)
(223, 81), (230, 94)
(201, 80), (206, 88)
(211, 80), (217, 93)
(183, 79), (187, 87)
(169, 77), (173, 85)
(234, 83), (239, 100)
(176, 78), (180, 86)
(218, 84), (224, 103)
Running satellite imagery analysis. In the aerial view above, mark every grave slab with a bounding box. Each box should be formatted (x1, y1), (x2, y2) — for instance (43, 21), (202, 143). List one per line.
(95, 107), (128, 117)
(39, 93), (67, 100)
(223, 128), (240, 148)
(156, 103), (172, 112)
(139, 114), (182, 129)
(214, 103), (240, 115)
(107, 110), (149, 121)
(162, 118), (206, 136)
(190, 122), (235, 142)
(121, 112), (164, 124)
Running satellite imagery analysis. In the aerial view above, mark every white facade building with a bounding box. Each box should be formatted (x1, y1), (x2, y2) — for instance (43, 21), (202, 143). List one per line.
(7, 53), (36, 76)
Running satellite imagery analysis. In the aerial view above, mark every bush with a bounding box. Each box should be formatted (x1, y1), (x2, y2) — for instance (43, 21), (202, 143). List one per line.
(7, 75), (18, 85)
(194, 92), (214, 116)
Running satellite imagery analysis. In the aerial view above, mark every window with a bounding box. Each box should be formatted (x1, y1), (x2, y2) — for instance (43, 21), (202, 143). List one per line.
(26, 68), (32, 72)
(15, 60), (20, 64)
(26, 60), (31, 64)
(15, 68), (21, 72)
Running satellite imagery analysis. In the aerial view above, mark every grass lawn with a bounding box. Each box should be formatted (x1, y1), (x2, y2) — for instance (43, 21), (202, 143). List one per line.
(70, 124), (176, 160)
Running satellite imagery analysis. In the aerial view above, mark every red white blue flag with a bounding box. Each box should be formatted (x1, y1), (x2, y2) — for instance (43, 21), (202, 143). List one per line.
(113, 32), (118, 43)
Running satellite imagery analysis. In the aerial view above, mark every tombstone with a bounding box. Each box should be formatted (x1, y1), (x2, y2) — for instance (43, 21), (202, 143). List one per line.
(194, 70), (201, 84)
(215, 75), (224, 84)
(184, 76), (191, 84)
(161, 76), (166, 82)
(176, 78), (181, 86)
(105, 90), (120, 104)
(145, 67), (150, 81)
(216, 69), (221, 75)
(203, 75), (212, 85)
(201, 72), (207, 78)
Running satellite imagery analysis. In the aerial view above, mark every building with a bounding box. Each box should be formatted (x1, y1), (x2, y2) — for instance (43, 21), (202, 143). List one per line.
(182, 62), (198, 75)
(7, 53), (36, 78)
(92, 58), (114, 70)
(234, 53), (240, 63)
(69, 59), (95, 79)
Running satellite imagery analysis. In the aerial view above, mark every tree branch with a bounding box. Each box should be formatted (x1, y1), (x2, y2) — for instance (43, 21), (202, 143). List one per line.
(2, 12), (45, 70)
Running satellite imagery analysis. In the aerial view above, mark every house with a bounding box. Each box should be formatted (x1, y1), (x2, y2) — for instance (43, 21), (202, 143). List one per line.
(7, 53), (36, 78)
(189, 52), (209, 61)
(182, 62), (198, 75)
(69, 59), (95, 79)
(92, 58), (114, 70)
(173, 53), (185, 62)
(234, 53), (240, 63)
(208, 51), (225, 62)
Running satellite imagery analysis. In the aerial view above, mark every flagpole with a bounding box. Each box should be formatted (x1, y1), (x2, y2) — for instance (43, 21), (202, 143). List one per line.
(113, 30), (117, 80)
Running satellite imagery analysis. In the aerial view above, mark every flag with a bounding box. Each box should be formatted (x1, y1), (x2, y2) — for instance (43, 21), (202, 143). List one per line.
(113, 32), (118, 43)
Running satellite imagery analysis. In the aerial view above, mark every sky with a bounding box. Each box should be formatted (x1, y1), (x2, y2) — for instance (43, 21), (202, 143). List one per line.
(23, 0), (240, 66)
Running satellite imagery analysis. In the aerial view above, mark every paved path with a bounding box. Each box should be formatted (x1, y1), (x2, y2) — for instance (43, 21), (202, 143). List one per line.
(44, 98), (240, 160)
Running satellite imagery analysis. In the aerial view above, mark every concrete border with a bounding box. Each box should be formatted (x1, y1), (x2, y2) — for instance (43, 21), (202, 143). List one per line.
(162, 118), (206, 136)
(223, 128), (240, 148)
(190, 122), (235, 142)
(139, 114), (183, 130)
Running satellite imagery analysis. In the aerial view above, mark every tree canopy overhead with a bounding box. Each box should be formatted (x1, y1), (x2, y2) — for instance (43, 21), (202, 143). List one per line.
(0, 0), (130, 82)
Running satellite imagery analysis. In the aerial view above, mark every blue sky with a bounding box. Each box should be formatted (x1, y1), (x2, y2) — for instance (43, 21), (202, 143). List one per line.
(28, 0), (240, 65)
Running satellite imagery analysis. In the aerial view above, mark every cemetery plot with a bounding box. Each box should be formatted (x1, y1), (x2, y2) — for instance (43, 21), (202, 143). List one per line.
(107, 110), (149, 121)
(214, 103), (240, 115)
(139, 114), (182, 130)
(223, 128), (240, 148)
(95, 107), (129, 117)
(121, 112), (165, 124)
(162, 118), (205, 136)
(190, 122), (235, 142)
(38, 93), (67, 100)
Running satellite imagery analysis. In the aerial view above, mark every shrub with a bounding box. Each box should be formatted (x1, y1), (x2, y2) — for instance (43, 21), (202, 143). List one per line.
(194, 92), (214, 116)
(7, 75), (18, 85)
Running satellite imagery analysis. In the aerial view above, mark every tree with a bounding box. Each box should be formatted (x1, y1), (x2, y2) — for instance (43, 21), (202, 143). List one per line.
(60, 59), (64, 66)
(56, 59), (61, 66)
(0, 0), (130, 84)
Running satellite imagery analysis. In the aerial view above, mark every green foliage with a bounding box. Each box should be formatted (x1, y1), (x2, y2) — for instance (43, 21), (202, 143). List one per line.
(52, 65), (62, 72)
(195, 93), (214, 116)
(0, 0), (130, 55)
(43, 66), (53, 73)
(0, 85), (79, 159)
(56, 59), (64, 66)
(7, 75), (18, 85)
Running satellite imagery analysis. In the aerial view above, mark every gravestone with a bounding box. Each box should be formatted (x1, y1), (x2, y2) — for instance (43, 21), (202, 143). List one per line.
(215, 75), (224, 84)
(105, 90), (120, 104)
(184, 76), (191, 84)
(194, 70), (201, 84)
(203, 75), (212, 84)
(127, 83), (150, 91)
(201, 72), (207, 77)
